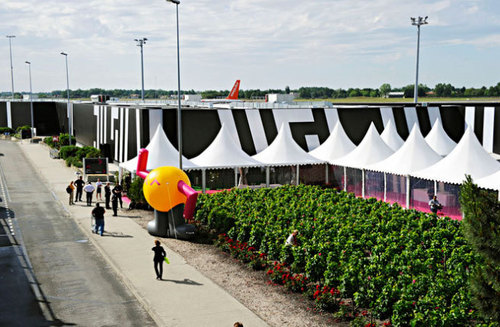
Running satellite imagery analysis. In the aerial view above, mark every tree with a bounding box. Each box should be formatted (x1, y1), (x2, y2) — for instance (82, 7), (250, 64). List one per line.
(285, 86), (290, 94)
(459, 176), (500, 322)
(379, 83), (391, 97)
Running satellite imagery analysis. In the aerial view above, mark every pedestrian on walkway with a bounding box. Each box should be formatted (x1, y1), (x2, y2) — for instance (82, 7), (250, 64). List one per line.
(84, 182), (95, 206)
(92, 203), (106, 236)
(234, 322), (244, 327)
(104, 182), (111, 209)
(96, 178), (103, 200)
(111, 193), (118, 216)
(67, 181), (75, 205)
(74, 176), (85, 202)
(152, 240), (166, 280)
(113, 183), (124, 209)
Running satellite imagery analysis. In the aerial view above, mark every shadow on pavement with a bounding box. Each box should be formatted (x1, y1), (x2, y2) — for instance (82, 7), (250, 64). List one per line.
(161, 278), (203, 286)
(102, 231), (133, 238)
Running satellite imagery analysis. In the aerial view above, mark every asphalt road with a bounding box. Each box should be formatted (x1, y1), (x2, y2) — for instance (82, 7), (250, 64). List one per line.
(0, 141), (156, 327)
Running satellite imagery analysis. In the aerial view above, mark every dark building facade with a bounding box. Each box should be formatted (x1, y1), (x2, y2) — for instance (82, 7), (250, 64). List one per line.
(1, 100), (499, 163)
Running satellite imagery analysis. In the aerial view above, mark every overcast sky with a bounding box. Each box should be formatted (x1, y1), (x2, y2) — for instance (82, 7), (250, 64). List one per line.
(1, 0), (500, 93)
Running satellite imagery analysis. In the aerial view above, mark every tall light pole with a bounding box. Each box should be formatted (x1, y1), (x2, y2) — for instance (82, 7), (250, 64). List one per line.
(6, 35), (15, 100)
(60, 52), (72, 145)
(25, 61), (34, 135)
(134, 38), (148, 102)
(166, 0), (182, 170)
(411, 16), (428, 104)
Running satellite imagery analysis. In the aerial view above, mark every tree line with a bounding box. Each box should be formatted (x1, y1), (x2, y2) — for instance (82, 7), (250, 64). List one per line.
(2, 82), (500, 99)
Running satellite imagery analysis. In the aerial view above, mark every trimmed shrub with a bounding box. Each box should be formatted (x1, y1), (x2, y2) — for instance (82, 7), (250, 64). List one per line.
(59, 133), (76, 146)
(0, 127), (15, 134)
(128, 177), (146, 204)
(59, 145), (79, 159)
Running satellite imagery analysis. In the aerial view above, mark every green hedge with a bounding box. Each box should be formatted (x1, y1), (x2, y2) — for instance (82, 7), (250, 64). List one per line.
(195, 185), (485, 326)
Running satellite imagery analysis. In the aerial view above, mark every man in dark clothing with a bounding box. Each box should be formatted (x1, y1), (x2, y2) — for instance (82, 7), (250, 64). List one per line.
(91, 203), (105, 236)
(74, 176), (85, 202)
(104, 182), (111, 209)
(113, 183), (124, 209)
(111, 194), (118, 216)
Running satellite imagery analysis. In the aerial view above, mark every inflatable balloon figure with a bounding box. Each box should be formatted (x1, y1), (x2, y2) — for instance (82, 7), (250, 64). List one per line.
(136, 149), (198, 239)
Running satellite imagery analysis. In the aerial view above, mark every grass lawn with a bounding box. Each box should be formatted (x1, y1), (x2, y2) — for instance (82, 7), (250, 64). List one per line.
(295, 96), (500, 103)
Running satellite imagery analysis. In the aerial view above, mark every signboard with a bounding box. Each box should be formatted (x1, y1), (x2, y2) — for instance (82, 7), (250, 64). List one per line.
(83, 158), (108, 175)
(52, 135), (59, 143)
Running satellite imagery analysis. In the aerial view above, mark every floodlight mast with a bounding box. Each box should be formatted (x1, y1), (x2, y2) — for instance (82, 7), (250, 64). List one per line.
(411, 16), (428, 104)
(60, 52), (72, 145)
(7, 35), (16, 100)
(135, 38), (148, 101)
(166, 0), (182, 169)
(25, 61), (34, 134)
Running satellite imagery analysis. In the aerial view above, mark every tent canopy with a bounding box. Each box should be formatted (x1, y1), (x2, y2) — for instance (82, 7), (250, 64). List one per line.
(412, 127), (500, 184)
(425, 118), (457, 156)
(381, 120), (404, 151)
(368, 124), (442, 175)
(119, 125), (198, 172)
(475, 169), (500, 191)
(309, 122), (356, 161)
(331, 123), (394, 169)
(252, 123), (324, 166)
(190, 123), (263, 169)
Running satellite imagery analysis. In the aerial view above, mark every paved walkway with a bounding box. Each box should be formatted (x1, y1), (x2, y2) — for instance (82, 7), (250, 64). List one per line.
(18, 140), (268, 327)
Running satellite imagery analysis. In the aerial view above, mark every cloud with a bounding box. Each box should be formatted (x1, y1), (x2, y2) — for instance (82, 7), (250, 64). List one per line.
(1, 0), (500, 91)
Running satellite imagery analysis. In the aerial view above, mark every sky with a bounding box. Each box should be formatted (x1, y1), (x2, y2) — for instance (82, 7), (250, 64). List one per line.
(1, 0), (500, 93)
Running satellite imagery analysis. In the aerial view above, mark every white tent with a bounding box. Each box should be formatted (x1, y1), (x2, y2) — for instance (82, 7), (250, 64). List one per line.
(368, 124), (442, 175)
(119, 125), (198, 172)
(190, 123), (262, 169)
(331, 123), (394, 169)
(252, 123), (323, 166)
(412, 127), (500, 184)
(475, 169), (500, 191)
(309, 122), (356, 161)
(425, 118), (457, 156)
(381, 120), (404, 151)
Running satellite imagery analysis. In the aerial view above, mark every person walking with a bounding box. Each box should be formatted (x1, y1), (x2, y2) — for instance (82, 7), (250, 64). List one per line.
(111, 193), (118, 216)
(91, 203), (106, 236)
(96, 178), (103, 200)
(83, 182), (95, 206)
(67, 181), (75, 205)
(113, 183), (124, 209)
(74, 176), (85, 202)
(152, 240), (166, 280)
(104, 182), (111, 209)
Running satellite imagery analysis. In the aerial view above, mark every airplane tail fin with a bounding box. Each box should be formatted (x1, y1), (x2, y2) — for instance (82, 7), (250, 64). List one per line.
(226, 80), (240, 100)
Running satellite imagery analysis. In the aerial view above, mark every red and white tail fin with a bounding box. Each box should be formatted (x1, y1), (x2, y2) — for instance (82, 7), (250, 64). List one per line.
(226, 80), (240, 100)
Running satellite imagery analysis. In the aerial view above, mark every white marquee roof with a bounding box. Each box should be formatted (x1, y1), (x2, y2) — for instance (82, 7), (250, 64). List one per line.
(308, 122), (356, 161)
(330, 123), (394, 169)
(381, 120), (404, 151)
(190, 124), (263, 169)
(368, 124), (442, 175)
(119, 125), (198, 172)
(412, 127), (500, 184)
(425, 118), (457, 156)
(252, 123), (324, 166)
(475, 169), (500, 191)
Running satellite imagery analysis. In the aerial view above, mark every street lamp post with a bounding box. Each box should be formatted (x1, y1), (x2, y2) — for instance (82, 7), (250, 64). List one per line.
(166, 0), (182, 170)
(25, 61), (34, 136)
(411, 16), (428, 104)
(7, 35), (16, 100)
(134, 38), (148, 102)
(60, 52), (72, 145)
